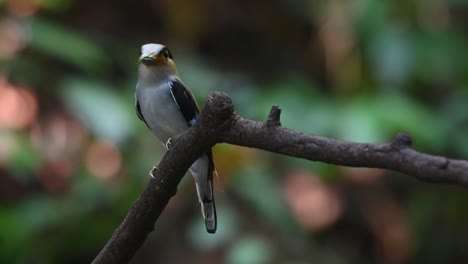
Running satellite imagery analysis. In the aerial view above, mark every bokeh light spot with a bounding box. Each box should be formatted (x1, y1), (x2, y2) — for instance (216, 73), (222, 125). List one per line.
(284, 171), (343, 231)
(85, 141), (122, 180)
(0, 79), (38, 129)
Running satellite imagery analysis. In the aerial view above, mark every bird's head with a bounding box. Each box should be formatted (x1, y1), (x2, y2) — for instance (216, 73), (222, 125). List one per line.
(138, 43), (177, 76)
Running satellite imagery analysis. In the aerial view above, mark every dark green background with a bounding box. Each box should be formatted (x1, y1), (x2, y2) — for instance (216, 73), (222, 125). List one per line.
(1, 0), (468, 263)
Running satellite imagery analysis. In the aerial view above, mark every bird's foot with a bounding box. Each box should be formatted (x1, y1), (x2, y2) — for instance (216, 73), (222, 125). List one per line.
(165, 138), (173, 150)
(149, 166), (158, 179)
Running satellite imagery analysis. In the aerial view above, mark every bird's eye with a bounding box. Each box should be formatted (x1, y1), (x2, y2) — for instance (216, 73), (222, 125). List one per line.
(163, 50), (170, 59)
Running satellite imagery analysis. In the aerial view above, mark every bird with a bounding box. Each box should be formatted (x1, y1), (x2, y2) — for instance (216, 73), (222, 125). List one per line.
(135, 43), (217, 234)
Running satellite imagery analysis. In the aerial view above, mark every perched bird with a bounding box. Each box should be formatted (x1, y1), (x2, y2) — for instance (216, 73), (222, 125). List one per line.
(135, 43), (217, 234)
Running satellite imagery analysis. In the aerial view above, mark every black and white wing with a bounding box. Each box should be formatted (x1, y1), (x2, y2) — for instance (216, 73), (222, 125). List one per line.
(169, 78), (217, 233)
(169, 79), (200, 127)
(135, 93), (150, 129)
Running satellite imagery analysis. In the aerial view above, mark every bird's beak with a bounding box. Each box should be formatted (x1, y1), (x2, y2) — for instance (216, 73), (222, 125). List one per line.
(138, 53), (157, 65)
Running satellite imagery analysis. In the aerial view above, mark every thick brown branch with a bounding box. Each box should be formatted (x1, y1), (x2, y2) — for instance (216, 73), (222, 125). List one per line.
(91, 93), (233, 264)
(219, 117), (468, 185)
(92, 92), (468, 263)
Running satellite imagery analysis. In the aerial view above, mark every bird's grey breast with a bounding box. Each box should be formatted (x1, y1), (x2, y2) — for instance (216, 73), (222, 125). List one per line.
(136, 82), (189, 142)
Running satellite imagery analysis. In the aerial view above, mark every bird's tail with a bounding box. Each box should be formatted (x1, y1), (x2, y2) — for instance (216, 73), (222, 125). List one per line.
(190, 152), (217, 234)
(195, 179), (217, 234)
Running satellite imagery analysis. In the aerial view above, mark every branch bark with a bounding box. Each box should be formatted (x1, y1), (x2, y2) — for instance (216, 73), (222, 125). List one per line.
(92, 92), (468, 263)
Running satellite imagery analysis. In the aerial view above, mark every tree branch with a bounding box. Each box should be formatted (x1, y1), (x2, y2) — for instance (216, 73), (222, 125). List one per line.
(92, 92), (468, 263)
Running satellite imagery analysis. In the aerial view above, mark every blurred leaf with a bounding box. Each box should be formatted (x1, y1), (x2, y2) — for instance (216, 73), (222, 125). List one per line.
(176, 56), (222, 99)
(0, 197), (64, 262)
(254, 75), (332, 135)
(232, 166), (299, 233)
(187, 200), (239, 251)
(9, 132), (41, 177)
(29, 19), (108, 73)
(439, 91), (468, 156)
(408, 189), (436, 249)
(0, 206), (29, 261)
(355, 0), (390, 36)
(368, 26), (415, 87)
(60, 78), (134, 143)
(415, 31), (464, 83)
(335, 96), (386, 143)
(17, 197), (62, 232)
(226, 235), (274, 264)
(372, 93), (449, 150)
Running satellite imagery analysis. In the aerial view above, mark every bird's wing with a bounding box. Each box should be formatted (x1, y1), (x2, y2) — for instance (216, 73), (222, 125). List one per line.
(170, 79), (218, 233)
(135, 93), (151, 129)
(169, 79), (200, 127)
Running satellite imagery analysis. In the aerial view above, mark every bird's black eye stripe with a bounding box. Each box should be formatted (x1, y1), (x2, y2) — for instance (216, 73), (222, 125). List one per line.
(161, 48), (173, 59)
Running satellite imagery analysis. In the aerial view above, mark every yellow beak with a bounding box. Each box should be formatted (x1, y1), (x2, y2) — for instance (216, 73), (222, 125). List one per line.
(138, 53), (157, 65)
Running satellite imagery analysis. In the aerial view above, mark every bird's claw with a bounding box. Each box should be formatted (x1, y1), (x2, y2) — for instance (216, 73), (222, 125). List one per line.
(165, 138), (173, 150)
(149, 166), (158, 179)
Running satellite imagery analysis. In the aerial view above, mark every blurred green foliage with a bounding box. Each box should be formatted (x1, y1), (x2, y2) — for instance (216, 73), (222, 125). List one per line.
(1, 0), (468, 263)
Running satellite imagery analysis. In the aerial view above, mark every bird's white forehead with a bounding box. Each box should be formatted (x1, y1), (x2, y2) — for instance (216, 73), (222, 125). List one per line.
(141, 43), (166, 56)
